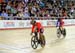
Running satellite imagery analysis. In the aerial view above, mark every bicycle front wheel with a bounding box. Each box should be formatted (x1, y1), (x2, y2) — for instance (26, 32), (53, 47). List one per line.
(31, 36), (38, 49)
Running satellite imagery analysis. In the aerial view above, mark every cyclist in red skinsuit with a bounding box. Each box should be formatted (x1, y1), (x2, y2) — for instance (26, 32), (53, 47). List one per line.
(30, 20), (44, 41)
(56, 18), (64, 31)
(32, 22), (44, 33)
(31, 20), (44, 34)
(57, 18), (64, 27)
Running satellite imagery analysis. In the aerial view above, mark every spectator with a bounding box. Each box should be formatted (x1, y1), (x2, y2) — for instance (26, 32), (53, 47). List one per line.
(17, 11), (24, 17)
(24, 0), (29, 4)
(17, 2), (23, 12)
(1, 10), (9, 20)
(70, 8), (74, 15)
(5, 1), (11, 10)
(39, 1), (45, 8)
(23, 6), (30, 18)
(1, 0), (75, 19)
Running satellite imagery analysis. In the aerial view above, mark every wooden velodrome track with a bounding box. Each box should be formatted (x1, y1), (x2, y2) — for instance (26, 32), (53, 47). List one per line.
(0, 26), (75, 53)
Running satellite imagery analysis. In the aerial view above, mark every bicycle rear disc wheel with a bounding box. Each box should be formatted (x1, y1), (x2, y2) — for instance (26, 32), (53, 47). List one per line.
(62, 28), (66, 38)
(40, 35), (46, 48)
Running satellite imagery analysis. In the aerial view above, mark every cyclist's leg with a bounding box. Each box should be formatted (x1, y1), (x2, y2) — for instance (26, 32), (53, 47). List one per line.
(38, 28), (44, 43)
(34, 32), (37, 36)
(34, 27), (38, 40)
(60, 26), (65, 34)
(34, 32), (38, 40)
(59, 26), (62, 33)
(40, 28), (45, 47)
(39, 28), (44, 38)
(59, 25), (64, 34)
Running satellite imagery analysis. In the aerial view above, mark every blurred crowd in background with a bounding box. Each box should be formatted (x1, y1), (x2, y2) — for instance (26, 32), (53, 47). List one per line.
(0, 0), (75, 20)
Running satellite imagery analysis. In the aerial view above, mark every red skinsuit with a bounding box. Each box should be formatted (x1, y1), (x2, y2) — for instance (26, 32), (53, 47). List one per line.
(60, 18), (64, 27)
(31, 22), (43, 33)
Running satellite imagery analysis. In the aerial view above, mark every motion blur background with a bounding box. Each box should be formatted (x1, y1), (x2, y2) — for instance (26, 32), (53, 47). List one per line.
(0, 0), (75, 20)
